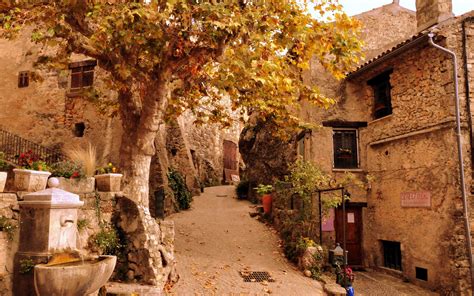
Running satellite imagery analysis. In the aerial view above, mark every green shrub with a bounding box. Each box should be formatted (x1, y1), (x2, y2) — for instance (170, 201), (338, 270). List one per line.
(19, 258), (34, 274)
(168, 168), (192, 210)
(0, 216), (17, 241)
(77, 219), (89, 232)
(0, 152), (8, 171)
(50, 161), (84, 179)
(92, 224), (122, 255)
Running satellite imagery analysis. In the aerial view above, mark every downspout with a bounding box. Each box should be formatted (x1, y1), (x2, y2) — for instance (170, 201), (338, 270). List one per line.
(462, 17), (474, 171)
(428, 33), (474, 293)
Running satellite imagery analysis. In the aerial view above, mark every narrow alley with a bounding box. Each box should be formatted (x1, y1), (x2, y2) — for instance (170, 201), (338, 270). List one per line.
(169, 186), (325, 295)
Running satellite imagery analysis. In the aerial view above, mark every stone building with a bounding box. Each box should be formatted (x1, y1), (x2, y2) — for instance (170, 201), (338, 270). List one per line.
(0, 28), (242, 216)
(241, 0), (474, 294)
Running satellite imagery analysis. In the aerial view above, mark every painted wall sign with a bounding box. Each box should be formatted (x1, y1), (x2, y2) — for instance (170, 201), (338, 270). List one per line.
(400, 191), (431, 208)
(322, 209), (335, 232)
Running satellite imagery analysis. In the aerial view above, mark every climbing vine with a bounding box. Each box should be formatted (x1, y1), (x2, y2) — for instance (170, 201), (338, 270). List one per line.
(167, 168), (192, 211)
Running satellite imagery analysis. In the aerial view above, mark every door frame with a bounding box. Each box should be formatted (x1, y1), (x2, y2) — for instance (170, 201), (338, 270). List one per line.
(335, 202), (366, 267)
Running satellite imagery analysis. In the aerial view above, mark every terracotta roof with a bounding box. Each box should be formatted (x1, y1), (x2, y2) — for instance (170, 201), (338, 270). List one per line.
(346, 32), (429, 79)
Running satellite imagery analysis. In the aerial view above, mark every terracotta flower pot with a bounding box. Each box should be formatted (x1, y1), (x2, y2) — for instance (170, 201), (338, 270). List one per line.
(95, 173), (122, 192)
(262, 193), (272, 214)
(13, 169), (51, 192)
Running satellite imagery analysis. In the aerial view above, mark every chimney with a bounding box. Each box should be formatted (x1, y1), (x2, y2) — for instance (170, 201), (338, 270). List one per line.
(416, 0), (453, 32)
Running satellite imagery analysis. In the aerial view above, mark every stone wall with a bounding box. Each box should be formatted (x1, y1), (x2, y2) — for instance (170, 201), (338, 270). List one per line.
(0, 185), (177, 295)
(0, 28), (242, 216)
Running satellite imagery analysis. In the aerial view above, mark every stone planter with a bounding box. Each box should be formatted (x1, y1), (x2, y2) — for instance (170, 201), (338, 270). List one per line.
(13, 169), (51, 192)
(0, 172), (6, 193)
(95, 173), (122, 192)
(56, 177), (95, 194)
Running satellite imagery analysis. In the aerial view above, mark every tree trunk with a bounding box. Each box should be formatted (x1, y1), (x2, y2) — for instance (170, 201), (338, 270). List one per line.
(113, 78), (178, 287)
(119, 78), (170, 207)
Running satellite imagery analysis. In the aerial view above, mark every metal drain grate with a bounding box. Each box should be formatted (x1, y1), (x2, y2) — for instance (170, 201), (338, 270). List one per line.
(240, 271), (275, 283)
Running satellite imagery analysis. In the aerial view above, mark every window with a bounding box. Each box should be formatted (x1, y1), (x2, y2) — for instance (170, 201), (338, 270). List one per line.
(73, 122), (86, 137)
(368, 70), (393, 119)
(68, 60), (97, 90)
(416, 267), (428, 281)
(296, 130), (310, 161)
(18, 71), (29, 88)
(382, 240), (402, 271)
(333, 129), (358, 169)
(297, 137), (305, 160)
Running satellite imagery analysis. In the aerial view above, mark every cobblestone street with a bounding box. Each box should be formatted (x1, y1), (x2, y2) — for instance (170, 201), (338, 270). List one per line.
(353, 270), (438, 296)
(169, 186), (324, 295)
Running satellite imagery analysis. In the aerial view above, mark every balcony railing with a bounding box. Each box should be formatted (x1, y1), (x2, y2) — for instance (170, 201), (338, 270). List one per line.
(0, 127), (65, 167)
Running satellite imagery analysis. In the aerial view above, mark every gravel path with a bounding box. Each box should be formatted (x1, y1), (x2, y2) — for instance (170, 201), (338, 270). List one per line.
(168, 186), (324, 295)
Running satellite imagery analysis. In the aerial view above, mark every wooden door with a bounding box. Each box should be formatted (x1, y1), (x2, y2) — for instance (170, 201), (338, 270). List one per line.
(223, 140), (238, 170)
(335, 206), (363, 266)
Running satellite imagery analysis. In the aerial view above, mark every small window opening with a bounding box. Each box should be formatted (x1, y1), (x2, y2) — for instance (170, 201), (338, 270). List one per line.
(368, 70), (393, 119)
(382, 240), (402, 271)
(171, 148), (178, 156)
(73, 122), (86, 137)
(415, 267), (428, 281)
(18, 71), (29, 88)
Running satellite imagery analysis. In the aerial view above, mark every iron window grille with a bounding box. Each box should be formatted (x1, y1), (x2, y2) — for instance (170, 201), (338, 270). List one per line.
(382, 240), (402, 271)
(333, 129), (359, 169)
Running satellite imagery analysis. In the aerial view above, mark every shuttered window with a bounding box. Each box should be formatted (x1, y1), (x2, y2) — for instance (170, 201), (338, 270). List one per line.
(333, 129), (358, 169)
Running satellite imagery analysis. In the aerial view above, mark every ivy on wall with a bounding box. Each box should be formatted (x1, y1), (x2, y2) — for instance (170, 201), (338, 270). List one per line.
(167, 168), (192, 211)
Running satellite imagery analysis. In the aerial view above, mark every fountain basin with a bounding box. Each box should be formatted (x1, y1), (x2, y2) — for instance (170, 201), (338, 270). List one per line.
(34, 255), (116, 296)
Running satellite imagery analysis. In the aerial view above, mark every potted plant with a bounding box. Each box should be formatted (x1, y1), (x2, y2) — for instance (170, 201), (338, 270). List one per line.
(95, 162), (122, 192)
(335, 262), (355, 295)
(50, 161), (95, 193)
(255, 184), (273, 214)
(13, 150), (51, 192)
(0, 152), (8, 193)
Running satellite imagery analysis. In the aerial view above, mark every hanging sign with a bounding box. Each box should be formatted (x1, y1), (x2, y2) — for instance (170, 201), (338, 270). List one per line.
(400, 191), (431, 208)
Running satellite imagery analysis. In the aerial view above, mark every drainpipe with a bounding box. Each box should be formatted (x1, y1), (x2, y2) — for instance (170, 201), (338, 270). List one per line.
(428, 33), (474, 293)
(462, 17), (474, 171)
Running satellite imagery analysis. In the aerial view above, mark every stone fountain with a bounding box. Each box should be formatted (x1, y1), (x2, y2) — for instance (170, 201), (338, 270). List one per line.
(13, 178), (116, 296)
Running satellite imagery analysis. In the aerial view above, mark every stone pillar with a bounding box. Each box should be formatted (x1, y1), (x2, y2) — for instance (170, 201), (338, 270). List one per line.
(13, 178), (84, 296)
(415, 0), (453, 32)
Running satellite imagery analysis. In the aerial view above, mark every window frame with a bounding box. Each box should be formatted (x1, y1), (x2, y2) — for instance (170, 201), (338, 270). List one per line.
(332, 128), (359, 169)
(18, 71), (29, 88)
(68, 60), (97, 92)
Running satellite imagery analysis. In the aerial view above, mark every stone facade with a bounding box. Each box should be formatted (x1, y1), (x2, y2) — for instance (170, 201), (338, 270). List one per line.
(301, 9), (474, 296)
(0, 27), (242, 216)
(0, 186), (178, 295)
(240, 1), (474, 294)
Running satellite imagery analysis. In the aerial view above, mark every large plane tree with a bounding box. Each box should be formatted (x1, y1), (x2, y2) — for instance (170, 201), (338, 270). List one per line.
(1, 0), (361, 285)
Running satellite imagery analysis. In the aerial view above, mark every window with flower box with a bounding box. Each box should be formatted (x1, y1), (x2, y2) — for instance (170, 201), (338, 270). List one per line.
(333, 129), (358, 169)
